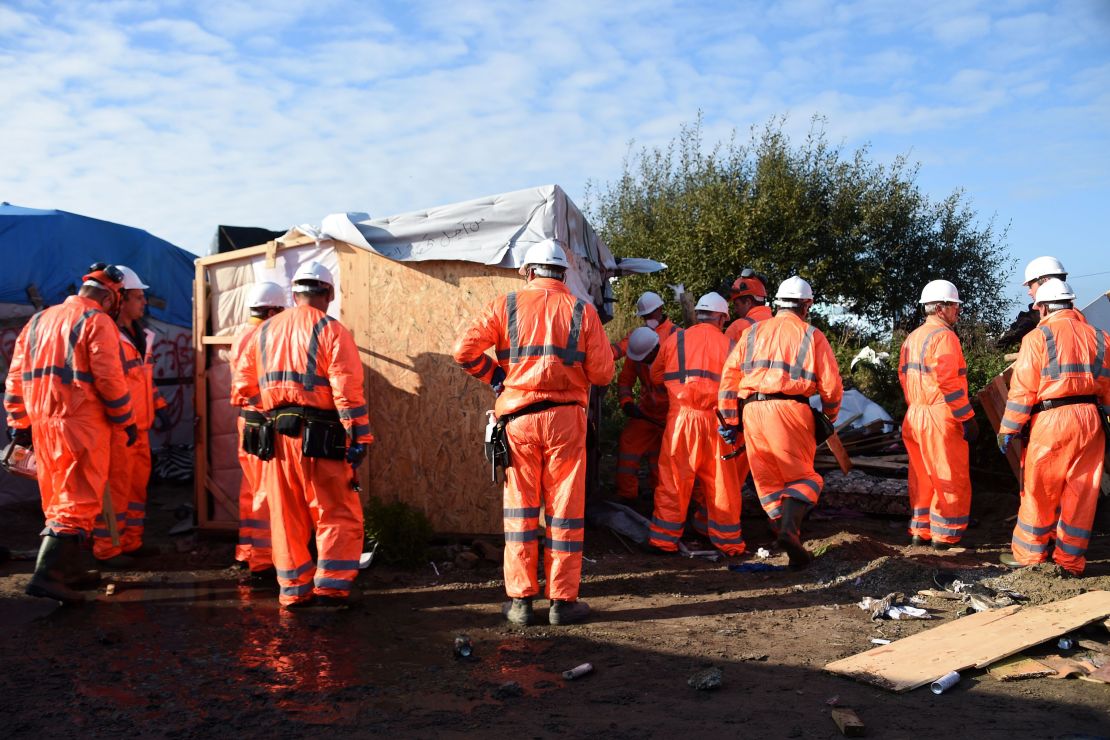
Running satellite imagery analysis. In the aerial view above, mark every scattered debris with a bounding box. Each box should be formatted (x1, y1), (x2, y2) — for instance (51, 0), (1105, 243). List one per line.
(756, 547), (771, 559)
(858, 593), (931, 621)
(687, 666), (723, 691)
(830, 707), (865, 737)
(870, 638), (891, 645)
(562, 663), (593, 681)
(1057, 637), (1074, 650)
(104, 583), (116, 596)
(453, 635), (472, 659)
(1040, 655), (1097, 679)
(728, 562), (785, 573)
(987, 655), (1055, 681)
(493, 681), (523, 699)
(454, 550), (479, 569)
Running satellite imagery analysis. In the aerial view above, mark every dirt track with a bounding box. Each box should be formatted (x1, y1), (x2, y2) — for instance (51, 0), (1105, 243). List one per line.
(1, 481), (1108, 738)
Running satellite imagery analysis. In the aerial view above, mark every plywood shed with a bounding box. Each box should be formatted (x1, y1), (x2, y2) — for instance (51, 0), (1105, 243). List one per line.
(194, 184), (655, 534)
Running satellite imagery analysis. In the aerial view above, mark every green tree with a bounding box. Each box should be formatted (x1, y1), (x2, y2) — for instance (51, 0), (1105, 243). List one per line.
(587, 115), (1014, 336)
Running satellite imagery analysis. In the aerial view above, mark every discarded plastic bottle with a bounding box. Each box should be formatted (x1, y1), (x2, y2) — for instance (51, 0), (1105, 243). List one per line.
(562, 663), (593, 680)
(453, 634), (473, 659)
(930, 670), (960, 695)
(1057, 637), (1074, 650)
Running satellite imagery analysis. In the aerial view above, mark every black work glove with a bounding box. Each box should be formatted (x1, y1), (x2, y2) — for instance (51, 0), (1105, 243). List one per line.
(622, 402), (646, 420)
(490, 366), (507, 395)
(9, 427), (32, 447)
(962, 419), (979, 443)
(124, 423), (138, 447)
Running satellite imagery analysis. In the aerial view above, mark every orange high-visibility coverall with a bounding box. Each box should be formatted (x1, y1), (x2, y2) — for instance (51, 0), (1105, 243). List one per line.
(94, 324), (167, 558)
(233, 304), (374, 606)
(725, 304), (773, 343)
(4, 296), (134, 537)
(999, 308), (1110, 574)
(454, 277), (614, 601)
(718, 311), (842, 524)
(898, 316), (975, 544)
(648, 323), (745, 555)
(615, 322), (675, 500)
(230, 319), (272, 572)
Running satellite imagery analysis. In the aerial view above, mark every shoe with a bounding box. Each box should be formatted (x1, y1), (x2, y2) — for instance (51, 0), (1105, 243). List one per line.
(549, 599), (591, 625)
(999, 553), (1023, 569)
(246, 567), (277, 590)
(501, 597), (534, 626)
(932, 541), (960, 552)
(25, 535), (86, 604)
(776, 498), (811, 569)
(97, 554), (138, 570)
(282, 596), (316, 610)
(910, 535), (925, 546)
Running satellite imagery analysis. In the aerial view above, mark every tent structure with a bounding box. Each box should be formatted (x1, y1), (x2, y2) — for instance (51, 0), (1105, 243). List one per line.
(0, 203), (196, 505)
(194, 184), (659, 534)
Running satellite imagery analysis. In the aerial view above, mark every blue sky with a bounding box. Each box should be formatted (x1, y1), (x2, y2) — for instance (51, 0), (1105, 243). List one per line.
(1, 0), (1108, 307)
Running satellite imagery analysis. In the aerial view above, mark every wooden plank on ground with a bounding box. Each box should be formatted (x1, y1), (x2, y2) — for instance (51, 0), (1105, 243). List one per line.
(824, 591), (1110, 692)
(987, 654), (1055, 681)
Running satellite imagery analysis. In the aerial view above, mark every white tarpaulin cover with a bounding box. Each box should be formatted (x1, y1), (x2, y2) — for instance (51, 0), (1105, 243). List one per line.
(1081, 293), (1110, 334)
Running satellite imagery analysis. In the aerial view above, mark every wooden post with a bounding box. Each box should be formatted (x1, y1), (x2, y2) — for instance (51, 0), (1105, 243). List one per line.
(193, 259), (208, 527)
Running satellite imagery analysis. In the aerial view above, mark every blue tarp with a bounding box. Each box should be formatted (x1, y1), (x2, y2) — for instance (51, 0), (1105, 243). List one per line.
(0, 203), (194, 327)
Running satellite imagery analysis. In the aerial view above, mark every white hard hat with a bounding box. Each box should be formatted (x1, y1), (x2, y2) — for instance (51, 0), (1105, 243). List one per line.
(1024, 256), (1067, 285)
(1034, 278), (1076, 304)
(626, 326), (660, 362)
(518, 239), (570, 275)
(918, 279), (961, 304)
(775, 276), (814, 303)
(116, 265), (149, 291)
(635, 291), (665, 317)
(694, 292), (729, 315)
(247, 281), (287, 309)
(292, 261), (335, 291)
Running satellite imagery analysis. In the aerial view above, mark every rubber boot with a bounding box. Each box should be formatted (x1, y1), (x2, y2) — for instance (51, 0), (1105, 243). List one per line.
(98, 553), (138, 570)
(910, 535), (925, 546)
(246, 566), (278, 591)
(999, 552), (1023, 569)
(501, 597), (534, 626)
(932, 540), (958, 552)
(66, 547), (102, 589)
(25, 535), (87, 604)
(776, 498), (811, 569)
(549, 599), (591, 625)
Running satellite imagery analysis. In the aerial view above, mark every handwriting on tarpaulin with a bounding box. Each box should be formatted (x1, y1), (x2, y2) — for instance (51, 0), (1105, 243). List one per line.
(412, 218), (486, 256)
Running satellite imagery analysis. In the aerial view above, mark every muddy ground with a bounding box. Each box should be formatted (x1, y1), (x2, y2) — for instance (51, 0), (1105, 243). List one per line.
(1, 479), (1108, 739)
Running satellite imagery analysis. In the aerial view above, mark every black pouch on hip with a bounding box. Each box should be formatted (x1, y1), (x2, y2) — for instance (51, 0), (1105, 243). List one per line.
(812, 407), (836, 445)
(241, 415), (275, 461)
(302, 416), (347, 460)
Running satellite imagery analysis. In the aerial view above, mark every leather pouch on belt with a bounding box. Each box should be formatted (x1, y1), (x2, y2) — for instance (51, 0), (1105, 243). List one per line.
(273, 411), (303, 437)
(302, 417), (347, 460)
(812, 407), (835, 445)
(241, 419), (275, 461)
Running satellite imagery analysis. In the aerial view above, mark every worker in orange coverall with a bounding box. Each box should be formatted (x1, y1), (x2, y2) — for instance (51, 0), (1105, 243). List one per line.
(92, 265), (170, 566)
(230, 281), (286, 587)
(232, 261), (374, 609)
(647, 292), (746, 557)
(610, 291), (678, 361)
(998, 279), (1110, 575)
(615, 326), (667, 502)
(4, 264), (136, 603)
(453, 239), (614, 627)
(725, 274), (773, 343)
(898, 279), (976, 550)
(716, 276), (842, 568)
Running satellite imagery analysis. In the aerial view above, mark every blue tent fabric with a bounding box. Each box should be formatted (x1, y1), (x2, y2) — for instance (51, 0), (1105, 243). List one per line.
(0, 203), (194, 327)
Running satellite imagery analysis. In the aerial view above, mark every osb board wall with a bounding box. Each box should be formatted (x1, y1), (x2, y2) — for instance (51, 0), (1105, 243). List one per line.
(337, 243), (523, 534)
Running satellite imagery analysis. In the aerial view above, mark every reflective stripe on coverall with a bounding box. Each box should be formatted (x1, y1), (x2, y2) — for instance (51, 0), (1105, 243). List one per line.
(94, 325), (163, 557)
(4, 296), (133, 537)
(1000, 309), (1110, 574)
(898, 316), (974, 544)
(615, 339), (669, 500)
(453, 278), (614, 600)
(233, 304), (373, 605)
(718, 311), (843, 524)
(648, 324), (745, 555)
(230, 320), (272, 571)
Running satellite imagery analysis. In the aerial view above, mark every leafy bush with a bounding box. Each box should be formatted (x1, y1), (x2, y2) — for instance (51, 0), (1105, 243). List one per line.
(364, 497), (434, 567)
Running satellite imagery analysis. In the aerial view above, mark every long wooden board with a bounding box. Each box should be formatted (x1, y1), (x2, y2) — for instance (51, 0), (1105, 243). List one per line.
(824, 590), (1110, 692)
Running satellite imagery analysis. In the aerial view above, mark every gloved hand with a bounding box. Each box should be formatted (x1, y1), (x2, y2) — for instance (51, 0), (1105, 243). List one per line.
(622, 402), (646, 420)
(997, 432), (1016, 454)
(962, 419), (979, 443)
(154, 407), (173, 431)
(9, 427), (32, 447)
(718, 424), (739, 446)
(490, 366), (506, 395)
(346, 443), (367, 468)
(124, 423), (138, 447)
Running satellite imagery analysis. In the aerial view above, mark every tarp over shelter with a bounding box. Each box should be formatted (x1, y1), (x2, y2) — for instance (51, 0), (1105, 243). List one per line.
(0, 203), (197, 506)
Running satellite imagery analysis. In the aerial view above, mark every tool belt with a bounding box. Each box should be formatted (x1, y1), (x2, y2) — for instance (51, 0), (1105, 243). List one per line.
(240, 409), (275, 461)
(1031, 394), (1100, 415)
(484, 400), (578, 482)
(747, 392), (834, 444)
(271, 405), (348, 461)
